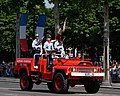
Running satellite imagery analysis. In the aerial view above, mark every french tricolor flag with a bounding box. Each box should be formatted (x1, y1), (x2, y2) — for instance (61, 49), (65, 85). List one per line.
(36, 14), (46, 40)
(19, 13), (28, 52)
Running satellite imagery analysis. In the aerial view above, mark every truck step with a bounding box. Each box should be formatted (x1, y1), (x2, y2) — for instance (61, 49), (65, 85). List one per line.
(40, 79), (52, 83)
(32, 78), (52, 83)
(31, 75), (39, 77)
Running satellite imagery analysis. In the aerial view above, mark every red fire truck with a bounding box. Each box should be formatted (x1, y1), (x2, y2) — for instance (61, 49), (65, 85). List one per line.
(14, 54), (104, 94)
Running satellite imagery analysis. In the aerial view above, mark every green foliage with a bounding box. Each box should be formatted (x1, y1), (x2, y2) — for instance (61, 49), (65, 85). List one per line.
(0, 13), (16, 52)
(59, 0), (103, 50)
(109, 0), (120, 60)
(0, 0), (120, 61)
(0, 0), (46, 61)
(25, 0), (46, 49)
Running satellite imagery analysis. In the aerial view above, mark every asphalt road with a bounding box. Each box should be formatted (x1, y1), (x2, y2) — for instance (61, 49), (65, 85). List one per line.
(0, 80), (120, 96)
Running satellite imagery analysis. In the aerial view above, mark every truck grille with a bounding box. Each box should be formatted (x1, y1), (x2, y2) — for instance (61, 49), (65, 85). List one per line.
(68, 67), (102, 73)
(77, 68), (94, 73)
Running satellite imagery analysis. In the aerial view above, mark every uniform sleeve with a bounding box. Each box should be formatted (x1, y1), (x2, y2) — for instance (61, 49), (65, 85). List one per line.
(54, 41), (57, 49)
(51, 43), (54, 50)
(39, 44), (42, 55)
(62, 44), (64, 50)
(37, 44), (42, 48)
(32, 40), (35, 48)
(43, 42), (46, 49)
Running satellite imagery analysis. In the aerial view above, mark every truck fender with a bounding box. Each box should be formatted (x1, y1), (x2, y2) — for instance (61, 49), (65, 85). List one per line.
(19, 67), (30, 77)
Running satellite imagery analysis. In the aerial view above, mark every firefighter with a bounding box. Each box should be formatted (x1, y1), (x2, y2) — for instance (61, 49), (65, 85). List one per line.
(43, 34), (54, 68)
(32, 34), (42, 68)
(43, 34), (54, 56)
(54, 34), (65, 57)
(32, 33), (42, 55)
(65, 49), (70, 59)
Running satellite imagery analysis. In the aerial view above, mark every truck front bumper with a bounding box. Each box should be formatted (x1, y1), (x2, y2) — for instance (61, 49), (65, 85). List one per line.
(71, 72), (104, 77)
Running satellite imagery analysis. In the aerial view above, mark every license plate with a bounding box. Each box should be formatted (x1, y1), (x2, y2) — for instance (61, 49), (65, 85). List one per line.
(85, 73), (94, 76)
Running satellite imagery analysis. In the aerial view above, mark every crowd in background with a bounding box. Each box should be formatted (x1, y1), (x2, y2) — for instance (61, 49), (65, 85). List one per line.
(92, 59), (120, 82)
(110, 60), (120, 81)
(0, 61), (14, 77)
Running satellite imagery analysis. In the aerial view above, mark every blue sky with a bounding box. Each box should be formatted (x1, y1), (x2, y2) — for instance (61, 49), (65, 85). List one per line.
(44, 0), (54, 8)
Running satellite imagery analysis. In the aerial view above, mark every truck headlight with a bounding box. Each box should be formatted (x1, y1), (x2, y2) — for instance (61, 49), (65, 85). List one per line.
(68, 67), (77, 72)
(73, 68), (76, 72)
(94, 68), (97, 72)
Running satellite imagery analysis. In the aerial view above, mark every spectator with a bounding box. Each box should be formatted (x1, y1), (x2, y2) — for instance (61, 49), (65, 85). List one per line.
(6, 66), (11, 77)
(117, 63), (120, 78)
(0, 61), (14, 77)
(110, 61), (118, 81)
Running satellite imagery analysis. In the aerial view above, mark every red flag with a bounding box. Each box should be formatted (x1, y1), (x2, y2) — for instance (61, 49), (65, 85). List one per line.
(20, 39), (28, 52)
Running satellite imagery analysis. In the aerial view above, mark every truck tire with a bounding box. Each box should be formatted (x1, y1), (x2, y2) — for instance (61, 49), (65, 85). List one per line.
(20, 74), (33, 91)
(47, 82), (55, 93)
(84, 80), (100, 93)
(53, 73), (69, 93)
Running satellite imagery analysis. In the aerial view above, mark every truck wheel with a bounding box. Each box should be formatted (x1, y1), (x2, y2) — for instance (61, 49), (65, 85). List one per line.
(20, 74), (33, 91)
(84, 80), (100, 93)
(54, 73), (68, 93)
(47, 82), (55, 93)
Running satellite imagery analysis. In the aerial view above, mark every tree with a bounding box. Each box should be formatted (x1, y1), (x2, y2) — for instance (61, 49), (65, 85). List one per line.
(109, 0), (120, 61)
(58, 1), (102, 50)
(0, 0), (120, 63)
(103, 0), (111, 85)
(0, 0), (45, 60)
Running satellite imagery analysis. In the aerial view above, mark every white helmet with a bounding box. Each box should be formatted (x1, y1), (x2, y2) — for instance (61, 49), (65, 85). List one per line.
(35, 34), (39, 37)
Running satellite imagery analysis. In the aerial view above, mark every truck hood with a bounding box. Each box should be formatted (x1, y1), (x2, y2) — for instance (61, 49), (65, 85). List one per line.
(53, 58), (93, 66)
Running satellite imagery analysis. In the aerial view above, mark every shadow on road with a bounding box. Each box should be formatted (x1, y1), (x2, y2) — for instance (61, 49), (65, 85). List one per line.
(31, 90), (86, 94)
(9, 89), (87, 95)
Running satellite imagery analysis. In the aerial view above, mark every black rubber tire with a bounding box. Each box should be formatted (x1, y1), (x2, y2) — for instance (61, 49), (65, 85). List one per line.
(53, 73), (69, 93)
(35, 80), (41, 85)
(84, 80), (100, 93)
(47, 82), (55, 93)
(20, 74), (33, 91)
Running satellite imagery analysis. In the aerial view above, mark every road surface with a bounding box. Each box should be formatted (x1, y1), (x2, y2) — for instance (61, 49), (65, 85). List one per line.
(0, 79), (120, 96)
